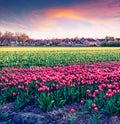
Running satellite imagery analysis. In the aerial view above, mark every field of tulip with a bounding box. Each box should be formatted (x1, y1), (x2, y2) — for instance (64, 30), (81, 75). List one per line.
(0, 62), (120, 113)
(0, 47), (120, 123)
(0, 47), (120, 68)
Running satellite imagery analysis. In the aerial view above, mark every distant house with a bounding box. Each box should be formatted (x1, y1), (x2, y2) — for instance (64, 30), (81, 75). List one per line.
(2, 39), (9, 46)
(84, 39), (100, 46)
(0, 41), (2, 46)
(59, 41), (66, 46)
(18, 41), (23, 46)
(9, 40), (17, 46)
(72, 43), (86, 47)
(23, 40), (29, 46)
(105, 36), (115, 41)
(116, 38), (120, 41)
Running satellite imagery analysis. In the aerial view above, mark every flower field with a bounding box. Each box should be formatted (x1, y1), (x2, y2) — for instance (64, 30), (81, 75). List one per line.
(0, 47), (120, 68)
(0, 62), (120, 112)
(0, 47), (120, 123)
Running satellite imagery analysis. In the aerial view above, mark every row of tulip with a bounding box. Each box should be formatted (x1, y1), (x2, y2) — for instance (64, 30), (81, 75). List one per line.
(1, 47), (120, 68)
(0, 62), (120, 114)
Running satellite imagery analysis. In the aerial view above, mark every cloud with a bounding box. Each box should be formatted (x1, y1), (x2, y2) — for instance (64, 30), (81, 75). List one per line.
(0, 0), (119, 38)
(22, 0), (119, 31)
(0, 19), (28, 30)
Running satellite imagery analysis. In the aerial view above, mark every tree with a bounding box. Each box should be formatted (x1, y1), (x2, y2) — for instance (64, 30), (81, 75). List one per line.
(20, 33), (29, 44)
(14, 32), (29, 43)
(3, 31), (13, 40)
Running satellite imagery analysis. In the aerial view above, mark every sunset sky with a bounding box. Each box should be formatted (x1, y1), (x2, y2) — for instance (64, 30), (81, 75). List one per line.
(0, 0), (120, 39)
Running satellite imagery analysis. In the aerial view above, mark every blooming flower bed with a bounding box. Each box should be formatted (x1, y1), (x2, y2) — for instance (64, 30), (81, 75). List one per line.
(1, 47), (120, 68)
(0, 62), (120, 116)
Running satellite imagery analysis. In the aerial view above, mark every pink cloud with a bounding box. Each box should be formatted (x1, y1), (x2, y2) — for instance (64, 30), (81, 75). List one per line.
(0, 19), (28, 30)
(0, 0), (119, 38)
(22, 0), (119, 31)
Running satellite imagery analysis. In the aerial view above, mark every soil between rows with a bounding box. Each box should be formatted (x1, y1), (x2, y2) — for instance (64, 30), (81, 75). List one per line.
(0, 102), (120, 124)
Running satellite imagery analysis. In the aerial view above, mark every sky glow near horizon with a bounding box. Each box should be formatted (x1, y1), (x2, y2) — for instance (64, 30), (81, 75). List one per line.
(0, 0), (120, 39)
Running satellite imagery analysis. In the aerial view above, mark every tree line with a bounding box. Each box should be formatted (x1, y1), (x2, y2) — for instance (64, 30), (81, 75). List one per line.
(0, 31), (120, 47)
(0, 31), (29, 43)
(101, 41), (120, 47)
